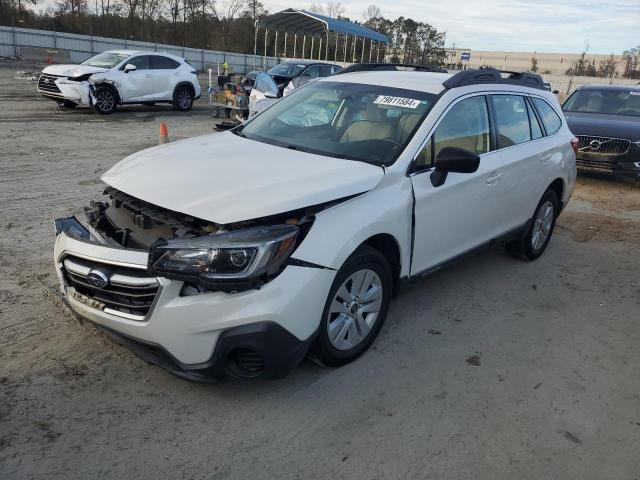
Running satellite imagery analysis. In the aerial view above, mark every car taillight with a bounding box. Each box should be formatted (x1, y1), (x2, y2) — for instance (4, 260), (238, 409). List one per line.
(570, 137), (579, 153)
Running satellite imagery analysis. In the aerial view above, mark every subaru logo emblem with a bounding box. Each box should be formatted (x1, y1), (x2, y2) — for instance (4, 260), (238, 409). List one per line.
(589, 140), (602, 151)
(87, 269), (109, 288)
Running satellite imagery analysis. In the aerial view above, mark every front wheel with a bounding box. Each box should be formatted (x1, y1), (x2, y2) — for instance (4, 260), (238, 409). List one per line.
(508, 189), (559, 261)
(92, 86), (117, 114)
(173, 86), (194, 111)
(311, 246), (392, 367)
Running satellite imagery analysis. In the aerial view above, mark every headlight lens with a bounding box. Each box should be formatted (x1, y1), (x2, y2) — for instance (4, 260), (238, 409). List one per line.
(147, 224), (299, 290)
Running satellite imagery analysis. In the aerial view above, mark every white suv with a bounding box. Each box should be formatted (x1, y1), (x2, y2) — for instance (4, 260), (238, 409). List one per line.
(38, 50), (201, 114)
(53, 68), (576, 381)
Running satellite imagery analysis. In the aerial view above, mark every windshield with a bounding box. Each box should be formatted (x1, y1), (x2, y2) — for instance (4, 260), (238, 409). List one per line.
(563, 89), (640, 117)
(237, 81), (437, 166)
(267, 63), (307, 78)
(82, 52), (131, 68)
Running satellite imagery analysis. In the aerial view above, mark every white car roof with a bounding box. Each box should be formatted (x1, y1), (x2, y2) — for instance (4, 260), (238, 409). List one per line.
(326, 71), (453, 95)
(104, 50), (184, 62)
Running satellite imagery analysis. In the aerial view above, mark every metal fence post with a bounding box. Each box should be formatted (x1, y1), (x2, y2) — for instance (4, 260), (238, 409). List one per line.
(12, 18), (17, 59)
(201, 48), (204, 70)
(53, 22), (57, 49)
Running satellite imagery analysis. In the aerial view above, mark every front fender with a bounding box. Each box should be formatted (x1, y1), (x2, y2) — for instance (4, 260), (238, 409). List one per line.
(292, 172), (413, 277)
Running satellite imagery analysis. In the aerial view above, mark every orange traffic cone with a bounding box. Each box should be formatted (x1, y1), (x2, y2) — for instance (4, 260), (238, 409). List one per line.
(159, 122), (169, 144)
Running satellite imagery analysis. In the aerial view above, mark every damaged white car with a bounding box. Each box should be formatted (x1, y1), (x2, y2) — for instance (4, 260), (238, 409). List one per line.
(37, 50), (201, 114)
(53, 68), (576, 381)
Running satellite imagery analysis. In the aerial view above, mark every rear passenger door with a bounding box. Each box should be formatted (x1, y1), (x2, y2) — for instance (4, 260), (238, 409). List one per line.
(487, 94), (548, 229)
(410, 94), (510, 275)
(149, 55), (181, 100)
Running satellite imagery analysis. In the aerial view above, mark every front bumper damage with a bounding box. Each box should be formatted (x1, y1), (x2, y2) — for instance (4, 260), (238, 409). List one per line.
(53, 217), (334, 381)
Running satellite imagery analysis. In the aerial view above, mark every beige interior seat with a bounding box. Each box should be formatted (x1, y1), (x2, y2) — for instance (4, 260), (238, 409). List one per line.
(397, 113), (422, 143)
(340, 103), (394, 143)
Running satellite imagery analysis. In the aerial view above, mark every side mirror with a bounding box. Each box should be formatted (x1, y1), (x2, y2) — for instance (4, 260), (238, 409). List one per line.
(553, 89), (559, 94)
(124, 64), (137, 73)
(430, 146), (480, 187)
(264, 91), (278, 99)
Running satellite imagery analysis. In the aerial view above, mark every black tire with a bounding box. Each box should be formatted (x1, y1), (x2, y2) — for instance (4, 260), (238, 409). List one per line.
(507, 189), (559, 261)
(311, 246), (392, 367)
(92, 85), (117, 114)
(63, 100), (77, 108)
(173, 86), (194, 111)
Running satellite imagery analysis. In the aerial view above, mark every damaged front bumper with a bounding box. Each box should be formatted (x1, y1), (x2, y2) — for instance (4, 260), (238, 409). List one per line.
(38, 76), (92, 106)
(53, 217), (334, 381)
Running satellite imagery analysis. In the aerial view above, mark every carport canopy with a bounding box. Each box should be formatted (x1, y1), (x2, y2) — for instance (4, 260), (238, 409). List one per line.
(255, 8), (390, 65)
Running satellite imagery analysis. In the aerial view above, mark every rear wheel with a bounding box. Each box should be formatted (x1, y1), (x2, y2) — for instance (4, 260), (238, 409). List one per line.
(311, 246), (392, 367)
(508, 189), (559, 261)
(92, 86), (117, 114)
(173, 86), (194, 111)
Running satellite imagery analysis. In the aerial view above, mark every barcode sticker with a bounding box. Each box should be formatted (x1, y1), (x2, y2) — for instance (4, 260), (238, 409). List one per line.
(374, 95), (421, 109)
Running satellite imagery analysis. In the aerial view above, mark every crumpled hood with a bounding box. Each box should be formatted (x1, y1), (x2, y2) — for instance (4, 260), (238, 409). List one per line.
(564, 111), (640, 140)
(101, 132), (384, 224)
(42, 64), (108, 78)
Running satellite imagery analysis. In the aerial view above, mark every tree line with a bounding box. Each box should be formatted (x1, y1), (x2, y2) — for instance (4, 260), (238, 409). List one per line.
(0, 0), (447, 67)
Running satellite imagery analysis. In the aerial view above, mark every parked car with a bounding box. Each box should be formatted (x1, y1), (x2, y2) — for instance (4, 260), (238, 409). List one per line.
(53, 68), (576, 381)
(37, 50), (201, 114)
(563, 84), (640, 176)
(249, 60), (342, 116)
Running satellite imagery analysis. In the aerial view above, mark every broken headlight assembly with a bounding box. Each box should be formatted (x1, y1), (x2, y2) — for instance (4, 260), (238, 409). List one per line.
(147, 224), (299, 291)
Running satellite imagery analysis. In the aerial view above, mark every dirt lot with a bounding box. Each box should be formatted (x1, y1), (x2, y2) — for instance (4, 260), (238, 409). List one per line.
(1, 59), (639, 480)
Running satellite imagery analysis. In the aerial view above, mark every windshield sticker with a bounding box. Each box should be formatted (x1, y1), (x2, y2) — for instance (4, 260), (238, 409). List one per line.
(374, 95), (422, 109)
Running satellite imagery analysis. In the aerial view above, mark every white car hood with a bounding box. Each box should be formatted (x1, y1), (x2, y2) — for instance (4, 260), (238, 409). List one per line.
(42, 64), (108, 78)
(101, 132), (384, 224)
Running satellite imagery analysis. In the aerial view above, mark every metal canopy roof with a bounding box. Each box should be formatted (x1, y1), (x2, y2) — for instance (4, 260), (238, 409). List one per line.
(259, 8), (390, 44)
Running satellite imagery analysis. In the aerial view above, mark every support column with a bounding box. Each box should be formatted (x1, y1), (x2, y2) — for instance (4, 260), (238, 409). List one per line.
(369, 39), (373, 62)
(302, 35), (306, 59)
(318, 37), (322, 61)
(263, 29), (268, 68)
(334, 31), (338, 61)
(293, 34), (297, 59)
(360, 37), (365, 63)
(311, 36), (315, 60)
(343, 33), (347, 63)
(274, 30), (278, 59)
(352, 35), (357, 62)
(376, 42), (380, 62)
(284, 32), (288, 58)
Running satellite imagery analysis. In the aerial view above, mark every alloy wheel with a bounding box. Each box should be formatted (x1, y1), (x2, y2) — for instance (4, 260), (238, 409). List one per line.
(327, 269), (383, 351)
(95, 91), (114, 112)
(177, 90), (192, 109)
(531, 200), (554, 251)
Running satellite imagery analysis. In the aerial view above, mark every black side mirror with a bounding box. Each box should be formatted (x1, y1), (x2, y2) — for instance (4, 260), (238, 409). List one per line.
(553, 89), (559, 94)
(430, 146), (480, 187)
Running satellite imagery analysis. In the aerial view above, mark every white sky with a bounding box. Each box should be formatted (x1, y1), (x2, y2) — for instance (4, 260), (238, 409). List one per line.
(266, 0), (639, 54)
(35, 0), (639, 54)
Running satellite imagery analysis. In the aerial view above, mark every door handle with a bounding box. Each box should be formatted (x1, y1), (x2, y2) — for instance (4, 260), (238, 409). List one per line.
(540, 153), (553, 164)
(144, 74), (152, 79)
(486, 172), (503, 185)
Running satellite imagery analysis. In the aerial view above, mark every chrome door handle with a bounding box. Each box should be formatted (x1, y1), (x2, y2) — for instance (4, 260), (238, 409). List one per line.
(144, 74), (152, 78)
(486, 172), (503, 185)
(540, 153), (553, 163)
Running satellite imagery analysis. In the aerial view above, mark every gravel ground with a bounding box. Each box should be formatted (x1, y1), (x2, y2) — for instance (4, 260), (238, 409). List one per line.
(1, 59), (640, 480)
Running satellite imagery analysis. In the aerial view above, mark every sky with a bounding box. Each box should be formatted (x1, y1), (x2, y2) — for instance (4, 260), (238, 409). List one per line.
(264, 0), (639, 54)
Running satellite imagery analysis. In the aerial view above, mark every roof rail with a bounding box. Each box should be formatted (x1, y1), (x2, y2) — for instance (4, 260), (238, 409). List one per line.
(338, 63), (448, 74)
(442, 68), (545, 90)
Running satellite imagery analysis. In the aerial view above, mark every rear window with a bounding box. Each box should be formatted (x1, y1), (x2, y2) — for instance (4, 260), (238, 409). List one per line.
(492, 95), (531, 147)
(532, 98), (562, 135)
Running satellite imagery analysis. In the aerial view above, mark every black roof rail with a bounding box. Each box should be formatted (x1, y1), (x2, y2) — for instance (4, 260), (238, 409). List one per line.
(442, 68), (545, 90)
(338, 63), (448, 74)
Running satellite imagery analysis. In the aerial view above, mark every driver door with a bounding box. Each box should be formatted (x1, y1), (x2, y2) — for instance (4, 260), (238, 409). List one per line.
(410, 94), (511, 275)
(119, 55), (153, 102)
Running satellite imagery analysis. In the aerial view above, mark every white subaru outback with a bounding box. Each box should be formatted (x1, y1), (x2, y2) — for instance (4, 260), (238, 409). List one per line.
(53, 68), (577, 381)
(38, 50), (201, 114)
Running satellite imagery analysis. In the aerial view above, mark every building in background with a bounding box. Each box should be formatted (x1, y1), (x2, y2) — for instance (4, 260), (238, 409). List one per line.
(445, 48), (626, 77)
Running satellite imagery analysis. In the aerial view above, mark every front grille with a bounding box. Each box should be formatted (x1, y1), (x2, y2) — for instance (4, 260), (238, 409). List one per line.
(577, 135), (631, 156)
(62, 256), (159, 320)
(38, 74), (63, 95)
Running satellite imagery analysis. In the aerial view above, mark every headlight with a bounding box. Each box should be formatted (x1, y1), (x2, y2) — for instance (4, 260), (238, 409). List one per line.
(147, 224), (298, 291)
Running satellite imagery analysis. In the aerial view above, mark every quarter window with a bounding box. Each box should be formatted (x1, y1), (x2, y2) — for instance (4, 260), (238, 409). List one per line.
(149, 55), (180, 69)
(415, 95), (490, 169)
(532, 97), (562, 135)
(492, 95), (531, 147)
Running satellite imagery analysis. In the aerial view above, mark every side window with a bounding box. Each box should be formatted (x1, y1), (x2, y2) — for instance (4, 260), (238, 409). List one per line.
(526, 98), (544, 140)
(532, 97), (562, 135)
(414, 96), (490, 170)
(149, 55), (180, 69)
(303, 65), (322, 78)
(332, 66), (343, 75)
(125, 55), (149, 70)
(492, 95), (531, 147)
(318, 65), (333, 77)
